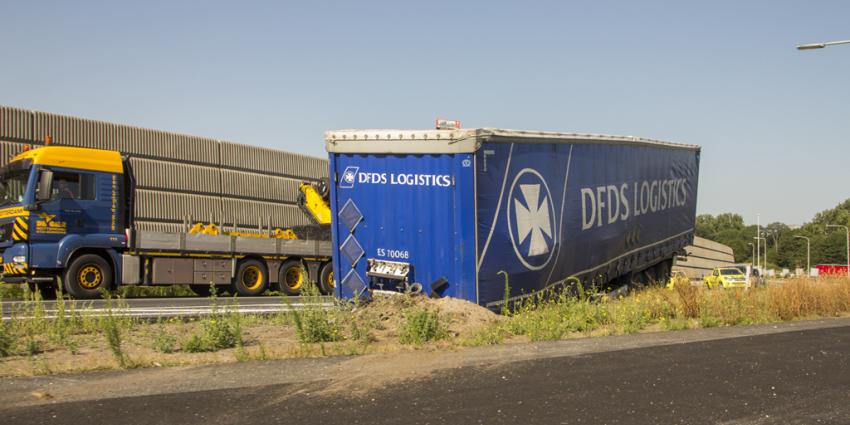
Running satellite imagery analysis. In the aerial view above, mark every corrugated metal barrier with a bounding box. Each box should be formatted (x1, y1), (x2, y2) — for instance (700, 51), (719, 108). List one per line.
(0, 141), (30, 166)
(0, 105), (329, 231)
(134, 189), (222, 223)
(33, 112), (221, 164)
(131, 157), (222, 195)
(134, 220), (186, 234)
(220, 141), (328, 180)
(220, 169), (301, 204)
(221, 199), (309, 229)
(0, 106), (32, 141)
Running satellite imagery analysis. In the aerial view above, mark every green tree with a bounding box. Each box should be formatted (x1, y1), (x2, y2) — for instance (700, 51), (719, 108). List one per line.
(696, 199), (850, 270)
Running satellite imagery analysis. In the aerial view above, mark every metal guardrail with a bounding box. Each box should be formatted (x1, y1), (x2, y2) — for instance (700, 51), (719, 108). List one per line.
(0, 297), (335, 320)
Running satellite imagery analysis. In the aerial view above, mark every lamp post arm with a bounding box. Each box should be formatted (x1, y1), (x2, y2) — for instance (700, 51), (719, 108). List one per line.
(798, 39), (850, 50)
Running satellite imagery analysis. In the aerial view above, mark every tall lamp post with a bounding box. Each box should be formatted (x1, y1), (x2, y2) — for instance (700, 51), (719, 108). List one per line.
(756, 214), (761, 271)
(794, 235), (811, 277)
(797, 39), (850, 50)
(754, 236), (767, 275)
(826, 225), (850, 278)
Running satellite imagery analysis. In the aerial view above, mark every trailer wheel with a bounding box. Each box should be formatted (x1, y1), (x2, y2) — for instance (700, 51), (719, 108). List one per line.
(318, 262), (335, 295)
(278, 259), (306, 296)
(232, 259), (268, 296)
(64, 254), (113, 299)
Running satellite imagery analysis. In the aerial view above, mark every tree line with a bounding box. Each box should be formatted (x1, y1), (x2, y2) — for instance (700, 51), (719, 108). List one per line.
(696, 199), (850, 270)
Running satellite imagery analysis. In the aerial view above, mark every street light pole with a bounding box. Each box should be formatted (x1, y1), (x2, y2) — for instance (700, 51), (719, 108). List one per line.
(826, 225), (850, 278)
(763, 233), (769, 273)
(794, 235), (811, 277)
(756, 214), (761, 271)
(797, 39), (850, 50)
(754, 236), (767, 275)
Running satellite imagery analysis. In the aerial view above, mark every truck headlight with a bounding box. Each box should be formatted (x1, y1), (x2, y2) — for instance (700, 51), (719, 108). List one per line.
(12, 256), (26, 264)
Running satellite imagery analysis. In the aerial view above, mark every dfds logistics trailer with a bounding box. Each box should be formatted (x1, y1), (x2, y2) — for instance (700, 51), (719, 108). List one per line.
(0, 145), (333, 299)
(326, 128), (700, 308)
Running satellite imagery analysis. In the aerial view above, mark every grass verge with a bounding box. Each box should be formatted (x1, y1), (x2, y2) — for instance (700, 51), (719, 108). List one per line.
(1, 277), (849, 377)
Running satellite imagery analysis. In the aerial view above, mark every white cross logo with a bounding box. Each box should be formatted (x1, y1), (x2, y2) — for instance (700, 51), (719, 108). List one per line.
(514, 184), (552, 257)
(340, 166), (360, 188)
(507, 168), (557, 271)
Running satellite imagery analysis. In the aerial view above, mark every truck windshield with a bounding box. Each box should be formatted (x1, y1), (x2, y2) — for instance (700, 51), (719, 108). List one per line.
(719, 269), (740, 275)
(0, 166), (30, 207)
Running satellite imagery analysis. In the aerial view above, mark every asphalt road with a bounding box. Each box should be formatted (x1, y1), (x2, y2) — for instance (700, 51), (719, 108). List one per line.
(4, 319), (850, 424)
(1, 296), (334, 320)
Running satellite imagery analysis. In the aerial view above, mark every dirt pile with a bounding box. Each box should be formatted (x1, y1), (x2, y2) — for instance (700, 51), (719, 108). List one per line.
(353, 294), (502, 341)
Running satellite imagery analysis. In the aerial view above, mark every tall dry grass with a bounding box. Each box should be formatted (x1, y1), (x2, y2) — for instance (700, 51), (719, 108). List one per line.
(500, 277), (850, 341)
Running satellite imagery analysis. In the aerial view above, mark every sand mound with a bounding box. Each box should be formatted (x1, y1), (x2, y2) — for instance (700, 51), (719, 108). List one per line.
(354, 294), (502, 339)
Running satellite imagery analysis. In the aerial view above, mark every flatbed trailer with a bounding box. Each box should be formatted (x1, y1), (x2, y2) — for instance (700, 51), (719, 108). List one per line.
(122, 229), (332, 293)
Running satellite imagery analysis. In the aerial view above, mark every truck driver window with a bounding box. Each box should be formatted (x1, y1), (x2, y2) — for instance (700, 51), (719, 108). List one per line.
(50, 172), (96, 201)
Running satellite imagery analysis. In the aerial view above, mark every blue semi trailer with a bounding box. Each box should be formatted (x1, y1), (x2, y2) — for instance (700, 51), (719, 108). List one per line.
(325, 128), (700, 308)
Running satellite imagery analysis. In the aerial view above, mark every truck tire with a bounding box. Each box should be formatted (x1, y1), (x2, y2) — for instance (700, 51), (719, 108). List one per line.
(278, 259), (306, 296)
(64, 254), (113, 299)
(318, 262), (335, 295)
(231, 259), (268, 297)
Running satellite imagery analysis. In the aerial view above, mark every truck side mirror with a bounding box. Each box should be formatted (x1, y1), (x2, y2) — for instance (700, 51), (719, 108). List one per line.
(36, 169), (54, 202)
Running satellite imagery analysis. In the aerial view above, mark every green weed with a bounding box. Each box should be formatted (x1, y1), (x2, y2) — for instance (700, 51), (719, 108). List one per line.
(183, 316), (242, 353)
(399, 308), (446, 345)
(291, 282), (343, 344)
(25, 337), (42, 356)
(153, 331), (177, 354)
(292, 308), (342, 343)
(461, 325), (507, 347)
(102, 316), (125, 367)
(0, 321), (12, 357)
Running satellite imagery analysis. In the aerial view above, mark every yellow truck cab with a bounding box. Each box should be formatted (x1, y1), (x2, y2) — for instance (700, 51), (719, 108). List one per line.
(703, 267), (748, 289)
(0, 146), (126, 298)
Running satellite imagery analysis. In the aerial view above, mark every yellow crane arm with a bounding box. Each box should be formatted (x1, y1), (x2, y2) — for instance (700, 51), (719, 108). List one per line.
(298, 181), (331, 225)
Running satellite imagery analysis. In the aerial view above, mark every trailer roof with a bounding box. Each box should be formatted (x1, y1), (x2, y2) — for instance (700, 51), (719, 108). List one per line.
(325, 128), (700, 154)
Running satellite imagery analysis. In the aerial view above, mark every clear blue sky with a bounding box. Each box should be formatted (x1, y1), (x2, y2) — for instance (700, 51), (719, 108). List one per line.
(2, 1), (848, 225)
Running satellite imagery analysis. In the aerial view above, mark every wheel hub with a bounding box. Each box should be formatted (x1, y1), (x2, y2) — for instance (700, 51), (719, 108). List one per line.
(285, 268), (304, 290)
(78, 265), (103, 289)
(242, 266), (263, 290)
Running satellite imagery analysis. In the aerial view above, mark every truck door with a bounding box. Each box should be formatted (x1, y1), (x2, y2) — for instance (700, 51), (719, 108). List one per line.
(36, 169), (98, 238)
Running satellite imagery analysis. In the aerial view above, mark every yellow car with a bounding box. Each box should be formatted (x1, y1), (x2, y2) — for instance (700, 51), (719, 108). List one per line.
(703, 267), (748, 289)
(666, 270), (690, 289)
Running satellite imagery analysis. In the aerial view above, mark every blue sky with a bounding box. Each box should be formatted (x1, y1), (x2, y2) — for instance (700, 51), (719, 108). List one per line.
(2, 1), (849, 224)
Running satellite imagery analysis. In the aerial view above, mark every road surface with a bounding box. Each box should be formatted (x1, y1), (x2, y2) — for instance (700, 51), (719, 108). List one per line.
(1, 296), (334, 320)
(2, 318), (849, 424)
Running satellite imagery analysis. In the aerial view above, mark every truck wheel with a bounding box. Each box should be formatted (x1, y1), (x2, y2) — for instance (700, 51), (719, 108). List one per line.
(64, 254), (113, 299)
(231, 259), (268, 296)
(318, 262), (335, 295)
(278, 259), (306, 296)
